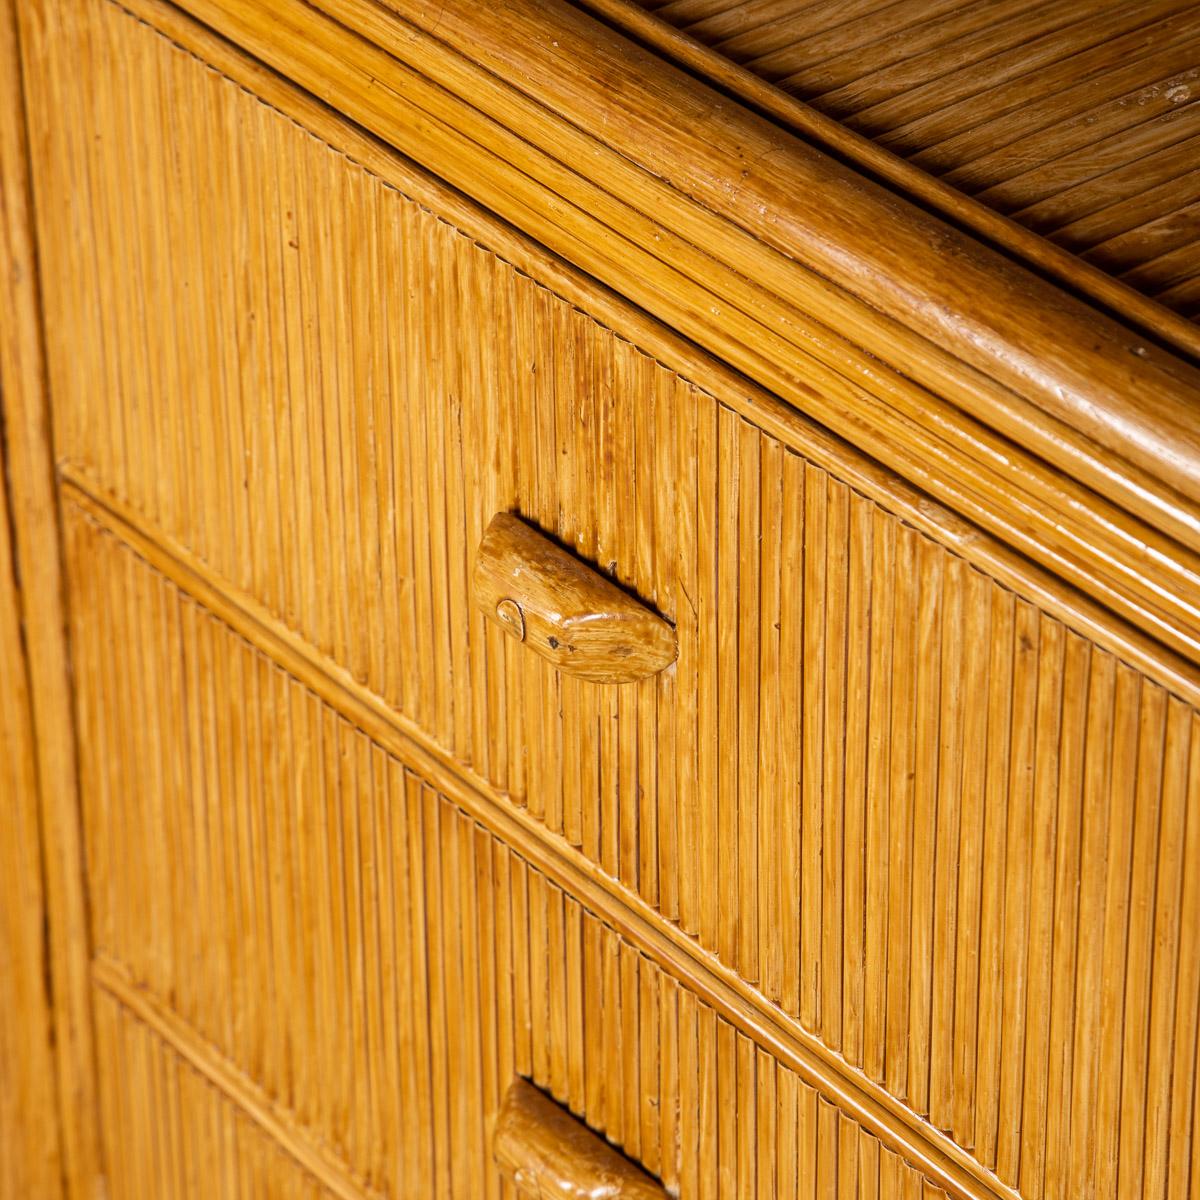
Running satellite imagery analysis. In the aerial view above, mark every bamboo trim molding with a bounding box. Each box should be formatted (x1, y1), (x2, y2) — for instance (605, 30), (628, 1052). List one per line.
(62, 472), (1019, 1200)
(573, 0), (1200, 364)
(347, 0), (1200, 485)
(137, 0), (1200, 670)
(0, 3), (102, 1197)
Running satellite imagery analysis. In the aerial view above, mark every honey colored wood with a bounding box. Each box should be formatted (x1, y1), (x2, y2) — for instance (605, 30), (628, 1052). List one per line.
(61, 503), (957, 1200)
(57, 476), (1012, 1200)
(45, 0), (1200, 707)
(1, 0), (100, 1195)
(136, 0), (1200, 666)
(338, 0), (1200, 489)
(493, 1078), (668, 1198)
(473, 513), (677, 684)
(635, 0), (1200, 311)
(91, 980), (353, 1200)
(18, 3), (1200, 1195)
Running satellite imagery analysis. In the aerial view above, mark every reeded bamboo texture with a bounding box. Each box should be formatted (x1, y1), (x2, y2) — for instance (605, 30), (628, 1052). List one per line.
(9, 0), (1200, 1197)
(632, 0), (1200, 319)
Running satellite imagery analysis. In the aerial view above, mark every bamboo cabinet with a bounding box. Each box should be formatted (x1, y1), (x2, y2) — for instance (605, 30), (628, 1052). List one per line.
(3, 0), (1200, 1198)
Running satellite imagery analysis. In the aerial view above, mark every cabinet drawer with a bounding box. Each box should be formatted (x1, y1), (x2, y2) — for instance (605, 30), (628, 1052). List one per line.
(26, 2), (1200, 1199)
(65, 503), (951, 1200)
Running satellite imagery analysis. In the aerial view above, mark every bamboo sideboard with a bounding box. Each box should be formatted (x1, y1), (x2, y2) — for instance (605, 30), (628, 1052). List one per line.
(2, 1), (1199, 1198)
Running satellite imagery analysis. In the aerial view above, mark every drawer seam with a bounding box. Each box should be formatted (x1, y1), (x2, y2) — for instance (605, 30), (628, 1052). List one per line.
(92, 956), (384, 1200)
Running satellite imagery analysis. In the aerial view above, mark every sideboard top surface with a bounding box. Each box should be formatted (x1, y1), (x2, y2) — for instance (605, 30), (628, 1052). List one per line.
(626, 0), (1200, 325)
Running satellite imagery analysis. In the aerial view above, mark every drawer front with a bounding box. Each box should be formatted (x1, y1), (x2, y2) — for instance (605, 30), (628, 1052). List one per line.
(64, 501), (947, 1200)
(25, 2), (1200, 1199)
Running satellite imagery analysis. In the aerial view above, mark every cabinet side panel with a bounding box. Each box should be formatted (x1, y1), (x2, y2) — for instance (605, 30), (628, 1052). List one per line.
(1, 0), (99, 1194)
(0, 401), (63, 1199)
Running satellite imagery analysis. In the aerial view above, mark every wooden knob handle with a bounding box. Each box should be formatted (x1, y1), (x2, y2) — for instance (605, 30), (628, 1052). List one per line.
(493, 1079), (667, 1199)
(472, 513), (676, 684)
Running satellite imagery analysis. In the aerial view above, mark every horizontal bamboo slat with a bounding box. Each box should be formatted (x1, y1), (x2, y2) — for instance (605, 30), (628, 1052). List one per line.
(629, 0), (1200, 321)
(66, 507), (951, 1200)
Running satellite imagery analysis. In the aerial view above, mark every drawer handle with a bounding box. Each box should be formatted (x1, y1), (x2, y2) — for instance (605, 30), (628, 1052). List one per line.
(472, 513), (676, 684)
(493, 1079), (667, 1199)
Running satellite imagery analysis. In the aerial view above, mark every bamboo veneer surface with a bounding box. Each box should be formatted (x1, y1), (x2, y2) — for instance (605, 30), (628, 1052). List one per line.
(0, 3), (73, 1194)
(10, 0), (1200, 1194)
(632, 0), (1200, 321)
(18, 1), (1200, 1197)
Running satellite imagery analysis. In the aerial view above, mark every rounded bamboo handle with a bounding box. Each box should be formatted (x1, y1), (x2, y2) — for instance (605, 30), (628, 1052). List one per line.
(472, 513), (677, 684)
(493, 1079), (667, 1198)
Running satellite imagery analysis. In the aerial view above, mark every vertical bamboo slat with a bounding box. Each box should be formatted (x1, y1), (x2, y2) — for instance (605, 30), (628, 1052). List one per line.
(0, 402), (64, 1199)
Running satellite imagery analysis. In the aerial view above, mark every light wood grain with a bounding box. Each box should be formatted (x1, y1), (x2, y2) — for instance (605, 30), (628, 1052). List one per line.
(59, 471), (1009, 1200)
(91, 983), (352, 1200)
(0, 395), (63, 1200)
(604, 1), (1200, 348)
(20, 3), (1200, 1195)
(493, 1078), (667, 1198)
(576, 4), (1200, 365)
(62, 429), (1200, 1200)
(17, 2), (1200, 1198)
(27, 0), (1200, 704)
(1, 0), (100, 1195)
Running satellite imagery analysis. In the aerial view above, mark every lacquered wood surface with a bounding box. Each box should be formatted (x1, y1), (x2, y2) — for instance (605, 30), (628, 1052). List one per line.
(493, 1079), (668, 1198)
(1, 0), (100, 1194)
(114, 0), (1200, 668)
(627, 0), (1200, 323)
(0, 18), (59, 1196)
(16, 2), (1200, 1197)
(577, 1), (1200, 362)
